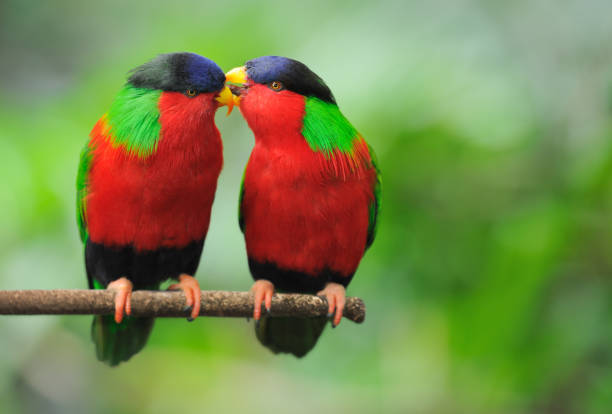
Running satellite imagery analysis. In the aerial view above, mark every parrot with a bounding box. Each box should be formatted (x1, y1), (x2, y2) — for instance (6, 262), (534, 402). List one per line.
(225, 56), (381, 357)
(76, 52), (234, 366)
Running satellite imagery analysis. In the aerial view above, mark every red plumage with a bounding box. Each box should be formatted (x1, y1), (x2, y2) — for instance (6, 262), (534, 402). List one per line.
(85, 91), (223, 251)
(239, 85), (376, 279)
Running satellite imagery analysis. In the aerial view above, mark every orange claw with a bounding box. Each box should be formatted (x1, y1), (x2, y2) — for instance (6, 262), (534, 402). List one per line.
(251, 279), (274, 320)
(107, 277), (133, 324)
(168, 274), (201, 320)
(317, 283), (346, 327)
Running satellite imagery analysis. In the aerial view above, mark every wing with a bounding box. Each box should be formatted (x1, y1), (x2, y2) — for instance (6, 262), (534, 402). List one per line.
(365, 144), (381, 251)
(76, 142), (93, 243)
(238, 167), (246, 233)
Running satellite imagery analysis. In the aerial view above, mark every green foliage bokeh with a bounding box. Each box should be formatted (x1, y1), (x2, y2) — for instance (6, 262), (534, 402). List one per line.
(1, 1), (612, 413)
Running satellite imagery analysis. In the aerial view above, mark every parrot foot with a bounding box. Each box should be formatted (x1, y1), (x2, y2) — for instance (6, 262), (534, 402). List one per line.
(250, 279), (274, 320)
(107, 277), (133, 324)
(317, 283), (346, 327)
(168, 274), (201, 321)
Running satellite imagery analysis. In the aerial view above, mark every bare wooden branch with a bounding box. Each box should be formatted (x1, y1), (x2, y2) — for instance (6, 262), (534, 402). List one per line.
(0, 290), (366, 323)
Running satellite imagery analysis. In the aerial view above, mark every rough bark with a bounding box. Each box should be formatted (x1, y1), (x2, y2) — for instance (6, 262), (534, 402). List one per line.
(0, 290), (366, 323)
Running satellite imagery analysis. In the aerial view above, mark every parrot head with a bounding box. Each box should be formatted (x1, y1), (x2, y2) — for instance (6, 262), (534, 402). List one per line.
(225, 56), (336, 134)
(127, 52), (235, 115)
(225, 56), (372, 178)
(100, 52), (236, 158)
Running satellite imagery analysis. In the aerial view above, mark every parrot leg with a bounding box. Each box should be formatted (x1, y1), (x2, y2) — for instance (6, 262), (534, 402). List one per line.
(251, 279), (274, 320)
(168, 274), (201, 321)
(317, 283), (346, 327)
(107, 277), (133, 324)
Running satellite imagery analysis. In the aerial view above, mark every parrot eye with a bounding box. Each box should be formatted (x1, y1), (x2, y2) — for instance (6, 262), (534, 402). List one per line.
(186, 89), (197, 97)
(269, 81), (284, 91)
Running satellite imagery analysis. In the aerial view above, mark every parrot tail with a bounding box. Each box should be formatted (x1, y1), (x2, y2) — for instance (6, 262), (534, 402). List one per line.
(255, 315), (328, 358)
(91, 315), (154, 366)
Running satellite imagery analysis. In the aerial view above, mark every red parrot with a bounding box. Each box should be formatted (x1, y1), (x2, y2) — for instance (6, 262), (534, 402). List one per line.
(226, 56), (381, 357)
(76, 52), (234, 365)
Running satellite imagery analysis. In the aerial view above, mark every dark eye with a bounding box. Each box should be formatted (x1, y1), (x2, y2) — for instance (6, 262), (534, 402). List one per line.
(186, 89), (197, 97)
(269, 81), (283, 91)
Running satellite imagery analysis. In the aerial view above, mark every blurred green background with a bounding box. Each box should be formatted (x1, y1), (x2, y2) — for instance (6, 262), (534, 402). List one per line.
(1, 0), (612, 413)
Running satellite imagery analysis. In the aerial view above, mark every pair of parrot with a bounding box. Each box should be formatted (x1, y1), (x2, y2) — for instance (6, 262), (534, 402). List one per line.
(76, 52), (381, 365)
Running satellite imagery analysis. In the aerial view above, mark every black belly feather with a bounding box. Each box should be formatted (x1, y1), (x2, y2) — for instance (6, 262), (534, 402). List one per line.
(248, 258), (353, 294)
(85, 239), (205, 289)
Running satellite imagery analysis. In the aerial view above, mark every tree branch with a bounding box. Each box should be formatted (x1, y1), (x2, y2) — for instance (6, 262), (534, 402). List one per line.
(0, 290), (366, 323)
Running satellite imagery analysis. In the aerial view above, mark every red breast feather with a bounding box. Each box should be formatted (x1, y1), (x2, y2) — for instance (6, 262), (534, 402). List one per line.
(240, 85), (376, 277)
(85, 92), (223, 251)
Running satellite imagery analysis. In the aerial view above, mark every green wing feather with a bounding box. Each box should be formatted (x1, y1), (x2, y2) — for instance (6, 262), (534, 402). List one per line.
(76, 143), (93, 243)
(238, 167), (246, 233)
(366, 144), (381, 251)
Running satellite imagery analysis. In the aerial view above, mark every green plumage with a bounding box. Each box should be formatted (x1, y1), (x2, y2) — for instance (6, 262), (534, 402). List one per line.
(255, 315), (328, 358)
(91, 315), (155, 367)
(76, 144), (93, 242)
(105, 84), (162, 158)
(302, 97), (358, 155)
(238, 167), (246, 233)
(366, 144), (382, 250)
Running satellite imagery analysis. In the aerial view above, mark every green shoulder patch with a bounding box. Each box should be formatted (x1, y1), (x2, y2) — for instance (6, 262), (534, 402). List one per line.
(105, 84), (162, 158)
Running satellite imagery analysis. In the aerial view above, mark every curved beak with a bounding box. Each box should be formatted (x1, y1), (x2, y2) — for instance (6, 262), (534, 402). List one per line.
(215, 85), (237, 116)
(225, 66), (248, 106)
(226, 66), (247, 84)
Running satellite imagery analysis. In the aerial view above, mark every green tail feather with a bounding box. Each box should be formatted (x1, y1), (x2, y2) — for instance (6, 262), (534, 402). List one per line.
(89, 279), (158, 366)
(255, 315), (328, 358)
(91, 314), (154, 366)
